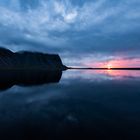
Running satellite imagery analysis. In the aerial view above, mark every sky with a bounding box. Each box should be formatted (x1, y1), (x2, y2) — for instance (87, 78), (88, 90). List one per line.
(0, 0), (140, 67)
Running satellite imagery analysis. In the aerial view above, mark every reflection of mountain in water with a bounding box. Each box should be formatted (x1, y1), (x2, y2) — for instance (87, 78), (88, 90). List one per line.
(0, 47), (67, 90)
(0, 69), (62, 90)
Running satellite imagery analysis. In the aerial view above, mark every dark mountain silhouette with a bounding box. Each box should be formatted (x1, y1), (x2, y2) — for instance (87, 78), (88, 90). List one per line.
(0, 47), (67, 70)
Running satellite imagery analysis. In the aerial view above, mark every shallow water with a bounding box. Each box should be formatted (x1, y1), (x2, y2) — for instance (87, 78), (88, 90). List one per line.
(0, 70), (140, 140)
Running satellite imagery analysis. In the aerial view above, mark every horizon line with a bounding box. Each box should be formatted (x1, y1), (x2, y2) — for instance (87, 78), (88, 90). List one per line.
(67, 67), (140, 70)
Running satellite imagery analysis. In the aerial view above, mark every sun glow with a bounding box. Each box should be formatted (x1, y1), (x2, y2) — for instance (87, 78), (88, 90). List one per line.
(84, 56), (140, 69)
(107, 64), (112, 69)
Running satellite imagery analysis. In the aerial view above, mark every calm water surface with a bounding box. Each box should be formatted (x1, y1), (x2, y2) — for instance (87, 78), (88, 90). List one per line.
(0, 70), (140, 140)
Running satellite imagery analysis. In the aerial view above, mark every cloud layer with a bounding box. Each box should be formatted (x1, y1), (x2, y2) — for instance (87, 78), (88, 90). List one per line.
(0, 0), (140, 66)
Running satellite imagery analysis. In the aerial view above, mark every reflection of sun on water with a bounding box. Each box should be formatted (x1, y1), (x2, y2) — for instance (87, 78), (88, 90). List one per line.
(83, 58), (140, 79)
(85, 70), (140, 80)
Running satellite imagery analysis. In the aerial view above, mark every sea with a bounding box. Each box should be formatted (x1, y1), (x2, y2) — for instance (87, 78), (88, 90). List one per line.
(0, 69), (140, 140)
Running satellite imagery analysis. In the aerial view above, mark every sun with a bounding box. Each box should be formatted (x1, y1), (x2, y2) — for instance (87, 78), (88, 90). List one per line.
(107, 64), (112, 69)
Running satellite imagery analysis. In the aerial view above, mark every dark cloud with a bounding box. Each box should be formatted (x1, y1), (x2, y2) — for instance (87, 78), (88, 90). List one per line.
(0, 0), (139, 66)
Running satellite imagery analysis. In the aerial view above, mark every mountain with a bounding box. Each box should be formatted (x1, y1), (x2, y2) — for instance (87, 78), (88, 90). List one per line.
(0, 47), (67, 70)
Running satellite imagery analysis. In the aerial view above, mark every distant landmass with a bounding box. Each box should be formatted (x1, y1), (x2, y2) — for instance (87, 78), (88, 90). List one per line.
(68, 67), (140, 70)
(0, 47), (67, 70)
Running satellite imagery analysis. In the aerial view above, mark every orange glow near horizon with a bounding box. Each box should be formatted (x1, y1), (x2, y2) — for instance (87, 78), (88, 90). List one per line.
(85, 58), (140, 68)
(103, 60), (130, 68)
(83, 57), (140, 79)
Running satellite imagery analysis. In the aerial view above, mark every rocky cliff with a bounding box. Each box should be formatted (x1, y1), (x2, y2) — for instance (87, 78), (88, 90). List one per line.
(0, 47), (67, 70)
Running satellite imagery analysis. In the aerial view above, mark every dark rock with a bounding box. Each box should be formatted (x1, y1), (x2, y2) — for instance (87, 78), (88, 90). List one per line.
(0, 47), (67, 70)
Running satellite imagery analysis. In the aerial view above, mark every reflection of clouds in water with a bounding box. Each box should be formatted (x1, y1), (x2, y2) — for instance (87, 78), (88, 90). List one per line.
(61, 70), (140, 82)
(95, 70), (140, 80)
(62, 70), (112, 83)
(0, 84), (61, 105)
(0, 70), (140, 139)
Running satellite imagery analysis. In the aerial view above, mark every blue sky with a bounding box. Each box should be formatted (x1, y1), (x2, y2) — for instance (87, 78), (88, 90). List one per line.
(0, 0), (140, 67)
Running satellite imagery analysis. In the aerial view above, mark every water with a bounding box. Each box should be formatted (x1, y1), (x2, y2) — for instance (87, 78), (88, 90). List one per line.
(0, 70), (140, 140)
